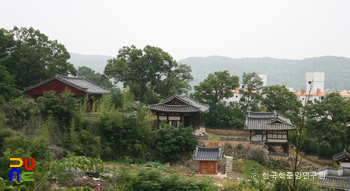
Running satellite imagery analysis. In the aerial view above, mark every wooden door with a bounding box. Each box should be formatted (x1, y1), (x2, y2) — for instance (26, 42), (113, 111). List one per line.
(200, 161), (216, 174)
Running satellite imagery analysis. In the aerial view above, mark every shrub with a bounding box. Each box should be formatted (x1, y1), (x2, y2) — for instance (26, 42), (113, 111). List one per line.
(119, 169), (218, 191)
(154, 122), (196, 162)
(237, 143), (243, 149)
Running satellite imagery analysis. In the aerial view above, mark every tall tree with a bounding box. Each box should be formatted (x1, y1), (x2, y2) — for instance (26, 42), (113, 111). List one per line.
(303, 93), (350, 156)
(0, 28), (15, 62)
(200, 102), (246, 128)
(0, 65), (21, 103)
(77, 66), (113, 88)
(307, 92), (348, 123)
(261, 85), (302, 123)
(104, 45), (193, 103)
(239, 72), (263, 111)
(192, 70), (239, 105)
(2, 26), (77, 89)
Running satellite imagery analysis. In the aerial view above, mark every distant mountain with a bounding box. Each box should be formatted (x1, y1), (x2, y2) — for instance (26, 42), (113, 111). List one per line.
(69, 53), (113, 74)
(179, 56), (350, 91)
(69, 53), (350, 91)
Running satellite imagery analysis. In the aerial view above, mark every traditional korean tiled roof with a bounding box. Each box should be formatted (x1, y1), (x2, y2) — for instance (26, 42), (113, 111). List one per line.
(149, 94), (209, 113)
(23, 74), (110, 94)
(193, 146), (223, 161)
(333, 149), (350, 161)
(133, 101), (140, 109)
(317, 177), (350, 189)
(244, 111), (296, 130)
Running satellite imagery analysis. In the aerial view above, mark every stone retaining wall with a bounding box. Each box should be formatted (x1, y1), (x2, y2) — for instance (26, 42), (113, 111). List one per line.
(206, 128), (249, 135)
(299, 151), (334, 165)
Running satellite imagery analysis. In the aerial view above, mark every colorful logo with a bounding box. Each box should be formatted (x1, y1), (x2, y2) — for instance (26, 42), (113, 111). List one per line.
(10, 158), (35, 181)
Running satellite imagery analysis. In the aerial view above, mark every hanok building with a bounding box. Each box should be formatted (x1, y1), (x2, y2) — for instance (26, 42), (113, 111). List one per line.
(193, 146), (223, 174)
(244, 111), (296, 153)
(333, 149), (350, 168)
(23, 74), (110, 112)
(149, 94), (209, 129)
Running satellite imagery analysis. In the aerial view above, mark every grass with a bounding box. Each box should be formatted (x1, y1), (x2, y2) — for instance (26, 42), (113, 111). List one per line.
(231, 156), (272, 179)
(206, 132), (249, 143)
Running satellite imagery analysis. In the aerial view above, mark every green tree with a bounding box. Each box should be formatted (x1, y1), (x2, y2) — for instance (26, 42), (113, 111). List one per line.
(307, 92), (348, 123)
(0, 65), (21, 103)
(104, 45), (193, 103)
(201, 102), (246, 128)
(38, 88), (79, 126)
(156, 63), (193, 99)
(154, 123), (196, 162)
(304, 93), (350, 154)
(0, 28), (15, 61)
(2, 26), (77, 89)
(239, 72), (263, 111)
(192, 70), (239, 105)
(77, 66), (113, 89)
(261, 85), (302, 123)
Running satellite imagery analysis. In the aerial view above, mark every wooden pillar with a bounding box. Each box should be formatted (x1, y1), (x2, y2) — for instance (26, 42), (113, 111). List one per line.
(180, 115), (183, 127)
(266, 131), (268, 143)
(157, 114), (159, 129)
(167, 115), (169, 124)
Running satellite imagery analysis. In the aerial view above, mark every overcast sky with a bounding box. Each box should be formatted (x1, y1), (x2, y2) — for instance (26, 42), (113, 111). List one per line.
(2, 0), (350, 60)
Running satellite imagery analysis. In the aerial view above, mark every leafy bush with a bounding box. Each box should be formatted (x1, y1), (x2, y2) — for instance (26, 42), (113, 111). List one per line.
(154, 122), (196, 162)
(119, 169), (218, 191)
(142, 162), (168, 172)
(1, 96), (41, 130)
(271, 177), (322, 191)
(223, 179), (268, 191)
(38, 89), (79, 127)
(237, 143), (243, 149)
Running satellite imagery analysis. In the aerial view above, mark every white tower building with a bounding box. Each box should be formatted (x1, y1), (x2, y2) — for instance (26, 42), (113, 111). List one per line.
(306, 72), (324, 94)
(258, 74), (267, 87)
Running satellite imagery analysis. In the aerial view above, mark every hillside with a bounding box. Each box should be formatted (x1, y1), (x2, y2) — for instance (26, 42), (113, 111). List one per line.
(68, 53), (350, 91)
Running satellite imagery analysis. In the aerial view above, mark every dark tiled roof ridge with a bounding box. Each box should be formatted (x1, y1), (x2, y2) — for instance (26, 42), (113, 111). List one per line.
(24, 74), (110, 94)
(244, 111), (296, 130)
(150, 94), (209, 113)
(24, 74), (87, 93)
(181, 95), (210, 111)
(193, 146), (223, 161)
(196, 146), (222, 150)
(156, 94), (191, 105)
(333, 149), (350, 161)
(60, 75), (110, 91)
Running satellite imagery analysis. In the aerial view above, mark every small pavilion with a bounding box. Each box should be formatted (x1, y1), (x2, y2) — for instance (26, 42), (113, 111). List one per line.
(149, 94), (209, 129)
(193, 146), (223, 174)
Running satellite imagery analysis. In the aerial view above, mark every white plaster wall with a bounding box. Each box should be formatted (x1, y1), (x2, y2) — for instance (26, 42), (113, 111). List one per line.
(258, 74), (267, 87)
(223, 93), (242, 105)
(340, 162), (350, 168)
(251, 135), (262, 141)
(306, 72), (324, 94)
(268, 139), (287, 143)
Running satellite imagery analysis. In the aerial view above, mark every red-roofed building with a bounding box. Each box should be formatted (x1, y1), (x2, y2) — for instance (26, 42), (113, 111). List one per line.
(24, 74), (110, 112)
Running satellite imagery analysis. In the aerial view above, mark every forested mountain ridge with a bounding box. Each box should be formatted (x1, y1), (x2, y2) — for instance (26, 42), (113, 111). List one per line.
(180, 56), (350, 91)
(69, 53), (350, 91)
